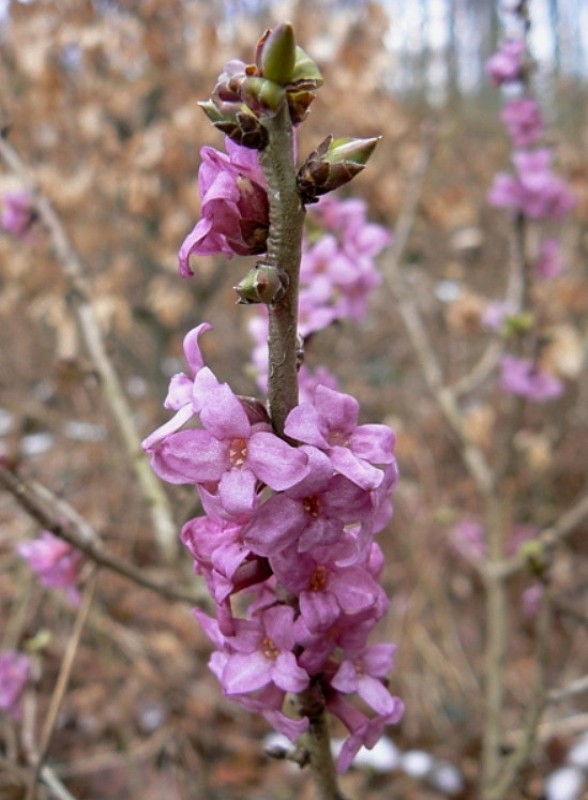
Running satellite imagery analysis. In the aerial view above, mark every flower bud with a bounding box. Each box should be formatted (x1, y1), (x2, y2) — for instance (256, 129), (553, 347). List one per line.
(290, 46), (323, 90)
(298, 135), (380, 204)
(198, 101), (269, 150)
(257, 23), (297, 85)
(241, 76), (286, 114)
(234, 263), (289, 305)
(503, 311), (535, 337)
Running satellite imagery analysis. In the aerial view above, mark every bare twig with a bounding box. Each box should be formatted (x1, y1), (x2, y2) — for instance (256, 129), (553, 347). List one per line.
(0, 131), (177, 563)
(0, 464), (209, 608)
(486, 584), (551, 800)
(26, 570), (98, 800)
(40, 767), (81, 800)
(452, 217), (527, 396)
(382, 130), (495, 497)
(548, 674), (588, 704)
(490, 491), (588, 580)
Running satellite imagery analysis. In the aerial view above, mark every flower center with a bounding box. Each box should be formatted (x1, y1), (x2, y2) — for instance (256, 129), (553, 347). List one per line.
(229, 437), (248, 467)
(262, 636), (279, 660)
(309, 565), (327, 592)
(327, 429), (348, 447)
(303, 496), (322, 517)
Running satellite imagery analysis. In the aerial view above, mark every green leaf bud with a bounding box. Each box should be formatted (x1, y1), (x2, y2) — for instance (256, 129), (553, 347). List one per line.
(234, 263), (289, 305)
(241, 76), (286, 114)
(258, 22), (297, 85)
(297, 135), (381, 204)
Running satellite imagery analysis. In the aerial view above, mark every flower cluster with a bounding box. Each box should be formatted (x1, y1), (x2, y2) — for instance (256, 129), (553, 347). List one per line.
(18, 531), (85, 604)
(486, 25), (574, 403)
(0, 650), (31, 720)
(248, 191), (390, 396)
(489, 149), (575, 221)
(143, 326), (403, 771)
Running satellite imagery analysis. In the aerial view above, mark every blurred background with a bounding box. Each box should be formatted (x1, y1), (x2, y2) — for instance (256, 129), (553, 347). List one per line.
(0, 1), (587, 799)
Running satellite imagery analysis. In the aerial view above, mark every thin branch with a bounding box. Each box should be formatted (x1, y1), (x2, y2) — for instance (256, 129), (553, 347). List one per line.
(485, 583), (551, 800)
(40, 767), (81, 800)
(26, 571), (99, 800)
(453, 214), (527, 396)
(548, 674), (588, 704)
(490, 491), (588, 580)
(0, 130), (177, 563)
(0, 465), (209, 608)
(382, 129), (495, 498)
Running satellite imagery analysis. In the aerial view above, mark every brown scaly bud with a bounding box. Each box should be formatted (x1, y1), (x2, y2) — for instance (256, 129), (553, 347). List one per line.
(297, 135), (381, 204)
(234, 262), (290, 305)
(198, 101), (269, 150)
(237, 396), (271, 426)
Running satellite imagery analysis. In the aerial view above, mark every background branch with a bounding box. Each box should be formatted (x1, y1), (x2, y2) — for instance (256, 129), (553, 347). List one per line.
(0, 465), (208, 608)
(0, 130), (177, 563)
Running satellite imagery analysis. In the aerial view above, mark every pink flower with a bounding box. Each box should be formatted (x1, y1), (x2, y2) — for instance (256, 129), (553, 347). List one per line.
(331, 643), (398, 715)
(486, 39), (526, 85)
(481, 300), (519, 332)
(142, 322), (211, 450)
(534, 237), (565, 279)
(243, 446), (373, 556)
(269, 539), (385, 634)
(0, 192), (37, 240)
(500, 355), (564, 402)
(218, 606), (310, 696)
(146, 366), (310, 515)
(18, 532), (83, 603)
(327, 692), (404, 773)
(450, 519), (486, 561)
(178, 139), (268, 275)
(0, 650), (31, 720)
(488, 149), (575, 220)
(284, 385), (396, 491)
(501, 97), (543, 147)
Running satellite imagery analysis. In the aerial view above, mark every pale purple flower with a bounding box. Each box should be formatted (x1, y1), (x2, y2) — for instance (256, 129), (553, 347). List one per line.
(331, 644), (398, 715)
(284, 385), (396, 491)
(488, 149), (575, 220)
(481, 300), (519, 332)
(500, 97), (543, 147)
(218, 606), (310, 696)
(486, 39), (526, 85)
(522, 583), (543, 617)
(0, 650), (31, 720)
(270, 539), (385, 633)
(534, 237), (565, 279)
(18, 532), (83, 603)
(146, 366), (310, 514)
(243, 445), (373, 556)
(327, 692), (404, 773)
(298, 364), (339, 404)
(449, 519), (486, 561)
(142, 322), (211, 450)
(178, 138), (268, 275)
(1, 192), (37, 240)
(181, 515), (254, 602)
(500, 355), (564, 401)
